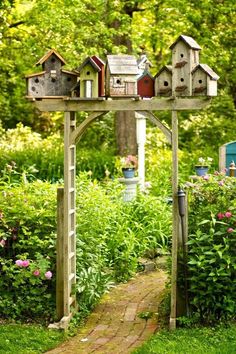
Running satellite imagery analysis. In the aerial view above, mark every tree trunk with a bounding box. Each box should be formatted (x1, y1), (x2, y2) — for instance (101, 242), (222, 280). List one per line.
(107, 1), (144, 156)
(115, 111), (137, 155)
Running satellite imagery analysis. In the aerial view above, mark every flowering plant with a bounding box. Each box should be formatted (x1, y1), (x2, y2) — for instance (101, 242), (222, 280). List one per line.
(121, 155), (138, 169)
(196, 156), (213, 167)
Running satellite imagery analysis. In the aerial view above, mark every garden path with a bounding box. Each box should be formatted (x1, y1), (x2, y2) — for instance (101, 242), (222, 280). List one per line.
(47, 268), (167, 354)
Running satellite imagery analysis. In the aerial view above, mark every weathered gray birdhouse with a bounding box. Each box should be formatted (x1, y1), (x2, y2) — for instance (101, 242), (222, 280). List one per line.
(192, 64), (219, 96)
(154, 65), (172, 96)
(105, 55), (139, 97)
(170, 35), (201, 96)
(26, 49), (78, 97)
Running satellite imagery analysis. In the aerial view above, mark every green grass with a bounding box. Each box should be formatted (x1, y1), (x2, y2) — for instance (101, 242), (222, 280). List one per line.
(0, 324), (65, 354)
(133, 325), (236, 354)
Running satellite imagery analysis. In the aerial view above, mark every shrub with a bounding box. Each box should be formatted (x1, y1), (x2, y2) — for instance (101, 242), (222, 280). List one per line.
(0, 180), (57, 321)
(0, 123), (116, 182)
(186, 173), (236, 323)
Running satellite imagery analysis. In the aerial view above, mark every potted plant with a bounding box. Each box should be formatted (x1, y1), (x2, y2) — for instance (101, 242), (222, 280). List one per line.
(121, 155), (138, 178)
(195, 157), (213, 176)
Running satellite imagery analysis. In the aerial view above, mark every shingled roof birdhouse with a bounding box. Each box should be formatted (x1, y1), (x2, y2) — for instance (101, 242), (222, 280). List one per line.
(26, 49), (78, 97)
(192, 64), (219, 96)
(170, 35), (201, 96)
(154, 65), (172, 96)
(105, 55), (139, 97)
(77, 56), (105, 98)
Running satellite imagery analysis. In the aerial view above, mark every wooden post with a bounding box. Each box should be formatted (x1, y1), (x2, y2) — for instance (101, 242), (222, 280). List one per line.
(170, 110), (179, 330)
(56, 187), (64, 320)
(135, 112), (146, 190)
(63, 111), (77, 318)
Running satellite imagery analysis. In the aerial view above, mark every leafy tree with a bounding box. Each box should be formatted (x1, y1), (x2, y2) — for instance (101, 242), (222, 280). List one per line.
(0, 0), (235, 152)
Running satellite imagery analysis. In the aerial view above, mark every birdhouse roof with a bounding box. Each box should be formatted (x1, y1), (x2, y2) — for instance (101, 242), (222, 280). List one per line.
(77, 57), (101, 72)
(137, 70), (154, 80)
(61, 69), (79, 76)
(91, 55), (105, 67)
(137, 54), (153, 69)
(107, 55), (139, 75)
(25, 71), (46, 79)
(36, 49), (66, 66)
(192, 64), (219, 80)
(170, 35), (201, 50)
(154, 65), (172, 78)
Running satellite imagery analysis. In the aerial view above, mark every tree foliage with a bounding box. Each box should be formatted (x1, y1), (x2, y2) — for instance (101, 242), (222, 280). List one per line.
(0, 0), (235, 149)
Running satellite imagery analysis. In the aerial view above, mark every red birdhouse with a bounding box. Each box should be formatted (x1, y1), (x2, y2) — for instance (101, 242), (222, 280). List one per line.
(137, 70), (154, 98)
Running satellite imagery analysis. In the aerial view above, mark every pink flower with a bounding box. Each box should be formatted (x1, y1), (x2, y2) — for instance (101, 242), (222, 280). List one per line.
(0, 211), (4, 219)
(225, 211), (232, 218)
(45, 271), (52, 279)
(15, 259), (23, 266)
(203, 175), (209, 180)
(33, 270), (40, 276)
(227, 228), (234, 233)
(217, 212), (225, 220)
(21, 260), (30, 267)
(0, 239), (6, 247)
(218, 180), (224, 186)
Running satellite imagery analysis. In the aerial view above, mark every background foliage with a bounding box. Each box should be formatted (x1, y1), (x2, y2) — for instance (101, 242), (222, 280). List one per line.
(0, 0), (235, 151)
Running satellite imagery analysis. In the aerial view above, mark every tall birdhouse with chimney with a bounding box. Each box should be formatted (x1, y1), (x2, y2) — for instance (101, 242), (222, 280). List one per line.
(26, 49), (78, 97)
(170, 35), (201, 96)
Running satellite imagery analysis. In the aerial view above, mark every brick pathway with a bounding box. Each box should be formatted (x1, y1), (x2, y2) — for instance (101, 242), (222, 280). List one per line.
(47, 269), (167, 354)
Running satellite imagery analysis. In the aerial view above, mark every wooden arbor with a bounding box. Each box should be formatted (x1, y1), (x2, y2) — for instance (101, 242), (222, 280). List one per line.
(30, 96), (211, 330)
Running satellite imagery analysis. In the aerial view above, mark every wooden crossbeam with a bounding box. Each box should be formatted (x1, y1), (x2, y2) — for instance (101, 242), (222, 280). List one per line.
(31, 97), (211, 112)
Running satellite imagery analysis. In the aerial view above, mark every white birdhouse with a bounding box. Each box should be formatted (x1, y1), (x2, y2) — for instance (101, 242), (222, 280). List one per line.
(170, 35), (201, 96)
(154, 65), (172, 96)
(192, 64), (219, 96)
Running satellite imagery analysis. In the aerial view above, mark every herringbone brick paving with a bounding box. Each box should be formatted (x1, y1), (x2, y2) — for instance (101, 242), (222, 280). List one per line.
(47, 269), (167, 354)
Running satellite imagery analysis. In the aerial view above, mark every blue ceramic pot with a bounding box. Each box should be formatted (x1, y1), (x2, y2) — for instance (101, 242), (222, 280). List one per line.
(122, 168), (135, 178)
(195, 166), (209, 176)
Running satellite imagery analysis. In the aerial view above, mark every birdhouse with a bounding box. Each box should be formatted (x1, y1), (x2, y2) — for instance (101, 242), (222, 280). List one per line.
(77, 56), (104, 98)
(71, 81), (80, 97)
(154, 65), (172, 96)
(105, 55), (139, 97)
(26, 49), (78, 97)
(91, 55), (105, 97)
(170, 35), (201, 96)
(192, 64), (219, 96)
(137, 54), (153, 75)
(137, 70), (154, 98)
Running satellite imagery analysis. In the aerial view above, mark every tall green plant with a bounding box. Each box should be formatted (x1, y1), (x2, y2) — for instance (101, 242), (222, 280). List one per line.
(186, 173), (236, 323)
